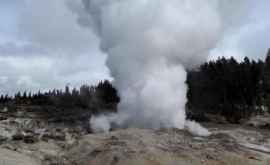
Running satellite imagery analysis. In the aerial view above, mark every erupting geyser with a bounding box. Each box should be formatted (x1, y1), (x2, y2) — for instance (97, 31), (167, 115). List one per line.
(72, 0), (251, 136)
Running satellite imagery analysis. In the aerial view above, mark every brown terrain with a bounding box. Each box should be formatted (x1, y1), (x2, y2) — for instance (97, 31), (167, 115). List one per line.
(0, 106), (270, 165)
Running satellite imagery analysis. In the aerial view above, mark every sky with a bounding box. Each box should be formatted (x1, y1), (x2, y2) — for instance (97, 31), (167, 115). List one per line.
(0, 0), (110, 95)
(0, 0), (270, 95)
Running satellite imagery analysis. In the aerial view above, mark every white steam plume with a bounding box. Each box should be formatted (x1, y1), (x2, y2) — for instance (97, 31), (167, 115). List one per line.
(72, 0), (252, 136)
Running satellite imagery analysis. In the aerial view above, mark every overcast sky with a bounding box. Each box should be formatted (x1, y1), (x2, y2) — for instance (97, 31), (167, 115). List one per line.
(0, 0), (110, 95)
(0, 0), (270, 95)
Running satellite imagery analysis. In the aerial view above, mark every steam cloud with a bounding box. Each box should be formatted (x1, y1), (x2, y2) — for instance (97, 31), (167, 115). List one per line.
(73, 0), (252, 136)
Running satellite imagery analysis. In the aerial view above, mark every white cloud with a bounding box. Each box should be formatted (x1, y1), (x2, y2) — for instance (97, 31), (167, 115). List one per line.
(0, 54), (109, 94)
(209, 0), (270, 61)
(0, 0), (110, 95)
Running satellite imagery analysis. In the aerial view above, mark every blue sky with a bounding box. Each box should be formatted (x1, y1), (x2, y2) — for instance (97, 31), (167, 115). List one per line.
(0, 0), (270, 94)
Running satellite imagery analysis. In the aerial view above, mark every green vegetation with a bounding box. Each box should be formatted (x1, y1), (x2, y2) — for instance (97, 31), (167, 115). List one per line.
(187, 50), (270, 123)
(0, 80), (120, 115)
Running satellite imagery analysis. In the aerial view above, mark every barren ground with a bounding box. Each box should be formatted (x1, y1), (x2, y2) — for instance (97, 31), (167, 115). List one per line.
(0, 107), (270, 165)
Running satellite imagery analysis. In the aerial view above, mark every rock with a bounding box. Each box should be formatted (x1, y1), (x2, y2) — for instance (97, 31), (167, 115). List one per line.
(205, 114), (228, 124)
(0, 124), (17, 141)
(23, 135), (38, 144)
(0, 136), (7, 144)
(0, 116), (7, 121)
(245, 114), (270, 129)
(41, 131), (66, 142)
(12, 133), (24, 141)
(11, 132), (38, 144)
(0, 107), (8, 113)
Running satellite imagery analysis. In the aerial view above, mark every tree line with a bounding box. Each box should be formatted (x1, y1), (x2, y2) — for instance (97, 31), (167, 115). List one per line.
(1, 52), (270, 123)
(187, 50), (270, 123)
(0, 80), (120, 114)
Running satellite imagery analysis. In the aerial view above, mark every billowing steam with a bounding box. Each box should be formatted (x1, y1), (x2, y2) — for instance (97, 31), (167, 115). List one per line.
(72, 0), (251, 136)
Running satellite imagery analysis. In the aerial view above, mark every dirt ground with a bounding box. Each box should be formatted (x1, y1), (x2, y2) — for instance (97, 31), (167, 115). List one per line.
(1, 107), (270, 165)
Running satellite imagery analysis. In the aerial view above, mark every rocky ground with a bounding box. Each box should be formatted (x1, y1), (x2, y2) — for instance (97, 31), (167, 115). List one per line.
(0, 106), (270, 165)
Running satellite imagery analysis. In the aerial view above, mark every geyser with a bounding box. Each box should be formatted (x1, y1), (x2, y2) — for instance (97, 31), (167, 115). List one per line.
(72, 0), (251, 136)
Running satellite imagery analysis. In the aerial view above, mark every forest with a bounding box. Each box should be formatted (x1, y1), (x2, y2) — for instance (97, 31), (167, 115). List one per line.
(0, 80), (120, 115)
(1, 51), (270, 123)
(187, 51), (270, 123)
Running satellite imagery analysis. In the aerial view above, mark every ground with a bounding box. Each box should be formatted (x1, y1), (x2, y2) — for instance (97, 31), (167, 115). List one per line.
(0, 106), (270, 165)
